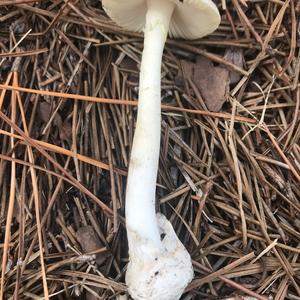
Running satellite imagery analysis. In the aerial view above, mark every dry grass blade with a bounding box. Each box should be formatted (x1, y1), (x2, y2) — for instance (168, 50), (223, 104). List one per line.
(0, 130), (127, 175)
(0, 84), (256, 123)
(14, 71), (49, 298)
(0, 48), (48, 58)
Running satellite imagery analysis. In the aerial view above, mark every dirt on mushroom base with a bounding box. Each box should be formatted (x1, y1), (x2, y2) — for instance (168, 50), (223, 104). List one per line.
(0, 1), (299, 300)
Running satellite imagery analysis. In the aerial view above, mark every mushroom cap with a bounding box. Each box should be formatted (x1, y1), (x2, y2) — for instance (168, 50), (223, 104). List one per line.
(126, 213), (194, 300)
(102, 0), (220, 40)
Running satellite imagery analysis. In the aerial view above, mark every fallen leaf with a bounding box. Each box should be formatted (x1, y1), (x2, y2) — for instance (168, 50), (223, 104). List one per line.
(76, 226), (107, 266)
(37, 102), (62, 127)
(59, 119), (72, 142)
(193, 56), (230, 112)
(120, 57), (139, 82)
(175, 60), (194, 87)
(38, 102), (72, 141)
(224, 48), (245, 84)
(76, 226), (108, 300)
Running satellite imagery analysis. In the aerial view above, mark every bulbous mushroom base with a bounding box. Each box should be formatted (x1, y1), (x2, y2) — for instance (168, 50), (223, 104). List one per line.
(126, 213), (194, 300)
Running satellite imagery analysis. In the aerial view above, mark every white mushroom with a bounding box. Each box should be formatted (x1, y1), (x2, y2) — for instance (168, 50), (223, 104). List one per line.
(102, 1), (220, 299)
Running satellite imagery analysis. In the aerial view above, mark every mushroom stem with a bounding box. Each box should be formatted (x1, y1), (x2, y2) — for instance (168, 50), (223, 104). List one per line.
(125, 0), (175, 248)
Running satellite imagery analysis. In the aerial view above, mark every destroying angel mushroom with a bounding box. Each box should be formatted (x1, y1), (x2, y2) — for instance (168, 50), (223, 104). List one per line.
(102, 0), (220, 299)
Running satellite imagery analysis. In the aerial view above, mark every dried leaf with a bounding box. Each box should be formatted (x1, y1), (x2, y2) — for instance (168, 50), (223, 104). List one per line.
(38, 102), (71, 141)
(76, 226), (106, 266)
(175, 60), (194, 87)
(59, 119), (72, 142)
(37, 102), (62, 127)
(120, 57), (139, 82)
(193, 56), (230, 112)
(224, 48), (245, 84)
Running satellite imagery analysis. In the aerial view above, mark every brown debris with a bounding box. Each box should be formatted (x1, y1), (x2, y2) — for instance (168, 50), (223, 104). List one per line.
(177, 57), (230, 112)
(194, 56), (230, 112)
(76, 226), (107, 266)
(224, 48), (245, 85)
